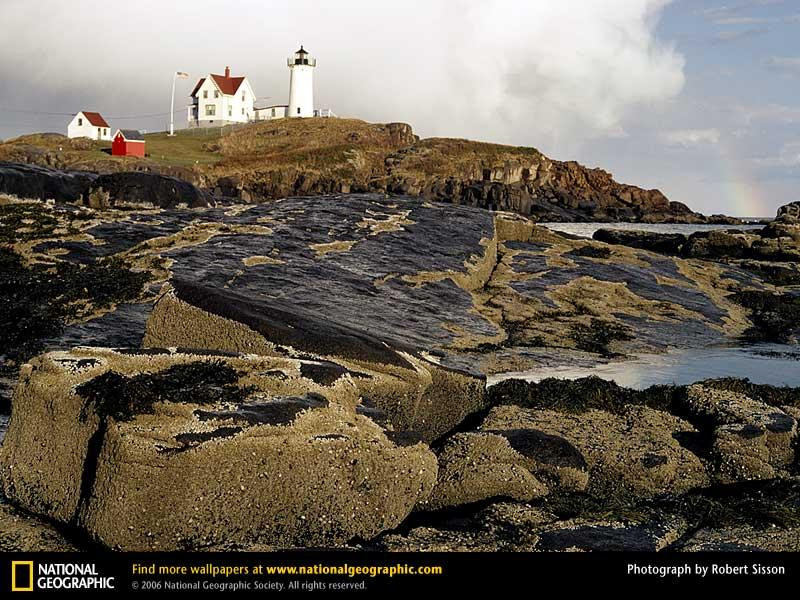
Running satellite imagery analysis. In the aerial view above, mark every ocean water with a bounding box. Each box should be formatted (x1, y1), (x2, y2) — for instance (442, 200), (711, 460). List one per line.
(540, 221), (767, 239)
(488, 344), (800, 389)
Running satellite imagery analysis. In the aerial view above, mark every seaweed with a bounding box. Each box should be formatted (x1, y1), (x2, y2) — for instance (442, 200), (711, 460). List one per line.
(569, 318), (633, 356)
(658, 479), (800, 530)
(567, 245), (611, 259)
(488, 376), (677, 415)
(730, 290), (800, 343)
(0, 247), (150, 372)
(76, 361), (248, 421)
(0, 202), (61, 243)
(697, 377), (800, 408)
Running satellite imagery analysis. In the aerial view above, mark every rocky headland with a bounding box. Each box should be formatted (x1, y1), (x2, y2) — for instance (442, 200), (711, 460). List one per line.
(0, 118), (739, 223)
(0, 186), (799, 552)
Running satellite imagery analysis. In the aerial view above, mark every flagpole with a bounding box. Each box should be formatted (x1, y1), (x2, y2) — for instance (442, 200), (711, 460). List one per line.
(169, 71), (189, 137)
(169, 72), (177, 136)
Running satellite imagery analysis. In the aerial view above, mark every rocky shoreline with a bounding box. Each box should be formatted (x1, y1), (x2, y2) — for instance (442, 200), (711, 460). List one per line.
(0, 187), (799, 552)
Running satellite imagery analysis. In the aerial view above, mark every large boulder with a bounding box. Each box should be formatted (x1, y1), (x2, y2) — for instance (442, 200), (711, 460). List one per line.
(593, 228), (686, 255)
(681, 384), (798, 483)
(477, 403), (708, 501)
(420, 432), (548, 511)
(143, 281), (488, 442)
(776, 201), (800, 224)
(683, 230), (752, 260)
(0, 502), (78, 552)
(88, 171), (211, 208)
(0, 348), (437, 550)
(0, 161), (96, 202)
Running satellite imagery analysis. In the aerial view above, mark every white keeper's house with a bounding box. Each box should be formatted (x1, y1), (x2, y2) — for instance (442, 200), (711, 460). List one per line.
(67, 111), (112, 140)
(187, 66), (256, 127)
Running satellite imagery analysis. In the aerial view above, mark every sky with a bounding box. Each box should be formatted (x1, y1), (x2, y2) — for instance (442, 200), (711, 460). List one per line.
(0, 0), (797, 217)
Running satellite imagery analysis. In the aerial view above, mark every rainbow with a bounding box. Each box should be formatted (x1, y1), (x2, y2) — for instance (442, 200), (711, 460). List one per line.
(715, 139), (768, 218)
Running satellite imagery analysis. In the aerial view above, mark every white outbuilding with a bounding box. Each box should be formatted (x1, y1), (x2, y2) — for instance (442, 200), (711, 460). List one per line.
(254, 104), (289, 121)
(67, 111), (111, 140)
(187, 66), (256, 127)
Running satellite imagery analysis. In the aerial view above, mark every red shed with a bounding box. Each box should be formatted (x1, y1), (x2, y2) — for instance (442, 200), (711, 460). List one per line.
(112, 129), (146, 157)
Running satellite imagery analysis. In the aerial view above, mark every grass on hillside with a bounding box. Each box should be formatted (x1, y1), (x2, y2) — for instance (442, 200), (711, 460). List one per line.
(143, 129), (221, 166)
(203, 118), (406, 177)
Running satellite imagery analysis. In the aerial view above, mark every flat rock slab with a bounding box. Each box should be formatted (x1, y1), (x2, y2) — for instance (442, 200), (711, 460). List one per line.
(10, 196), (770, 380)
(0, 348), (437, 550)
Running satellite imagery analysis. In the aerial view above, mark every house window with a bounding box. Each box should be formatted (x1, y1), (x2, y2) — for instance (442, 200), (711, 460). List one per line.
(242, 92), (245, 101)
(297, 107), (301, 114)
(103, 129), (107, 136)
(228, 107), (232, 117)
(205, 105), (216, 116)
(203, 90), (208, 99)
(241, 107), (244, 114)
(78, 118), (83, 126)
(214, 91), (220, 98)
(271, 108), (276, 117)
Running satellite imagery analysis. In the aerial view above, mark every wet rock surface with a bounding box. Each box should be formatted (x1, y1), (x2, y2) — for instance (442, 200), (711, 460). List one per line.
(1, 194), (770, 377)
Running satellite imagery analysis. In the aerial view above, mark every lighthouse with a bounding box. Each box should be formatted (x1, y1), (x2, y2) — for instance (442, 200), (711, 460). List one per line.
(287, 46), (316, 118)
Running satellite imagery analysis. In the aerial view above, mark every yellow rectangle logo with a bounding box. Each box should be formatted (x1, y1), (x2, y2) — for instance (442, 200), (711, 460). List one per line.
(11, 561), (34, 592)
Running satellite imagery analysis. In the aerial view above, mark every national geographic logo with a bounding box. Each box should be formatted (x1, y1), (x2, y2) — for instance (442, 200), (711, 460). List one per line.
(9, 561), (115, 592)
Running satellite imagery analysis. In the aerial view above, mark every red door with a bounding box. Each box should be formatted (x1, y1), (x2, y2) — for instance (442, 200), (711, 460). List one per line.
(111, 134), (126, 156)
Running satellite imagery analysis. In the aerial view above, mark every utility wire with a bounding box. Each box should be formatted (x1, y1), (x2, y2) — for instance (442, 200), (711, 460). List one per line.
(0, 107), (183, 119)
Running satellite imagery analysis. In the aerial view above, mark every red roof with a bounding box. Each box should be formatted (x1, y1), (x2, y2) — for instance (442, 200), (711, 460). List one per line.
(190, 77), (206, 97)
(191, 73), (246, 97)
(81, 111), (109, 128)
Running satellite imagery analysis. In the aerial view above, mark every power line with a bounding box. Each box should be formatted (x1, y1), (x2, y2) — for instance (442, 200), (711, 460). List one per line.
(0, 107), (184, 119)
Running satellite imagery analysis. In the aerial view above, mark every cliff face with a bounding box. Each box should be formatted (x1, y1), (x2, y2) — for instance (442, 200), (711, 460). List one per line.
(0, 119), (717, 222)
(383, 139), (704, 223)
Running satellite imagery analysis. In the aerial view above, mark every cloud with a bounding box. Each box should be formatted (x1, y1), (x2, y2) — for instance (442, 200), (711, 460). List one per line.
(711, 27), (769, 43)
(695, 0), (786, 22)
(754, 140), (800, 167)
(713, 16), (773, 24)
(763, 56), (800, 74)
(0, 0), (685, 154)
(661, 129), (721, 147)
(733, 103), (800, 124)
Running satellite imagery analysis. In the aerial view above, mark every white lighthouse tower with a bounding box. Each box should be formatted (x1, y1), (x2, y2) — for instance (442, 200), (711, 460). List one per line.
(287, 46), (316, 118)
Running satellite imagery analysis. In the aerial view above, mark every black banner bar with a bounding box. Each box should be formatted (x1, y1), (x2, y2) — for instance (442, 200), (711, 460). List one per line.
(1, 551), (796, 594)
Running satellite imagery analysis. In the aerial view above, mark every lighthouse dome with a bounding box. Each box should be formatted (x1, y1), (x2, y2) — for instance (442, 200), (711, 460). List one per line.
(289, 46), (317, 67)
